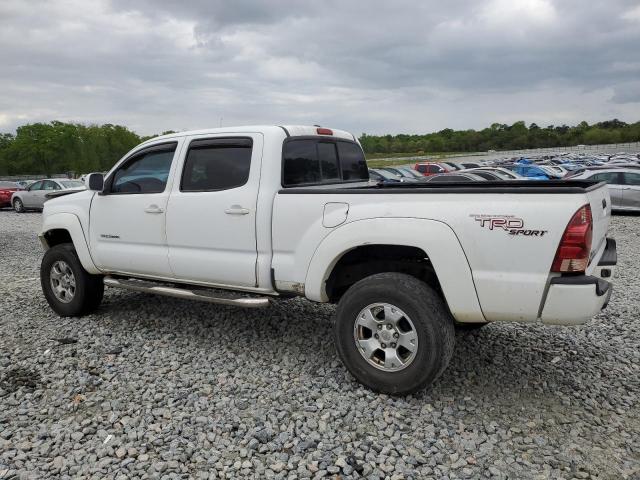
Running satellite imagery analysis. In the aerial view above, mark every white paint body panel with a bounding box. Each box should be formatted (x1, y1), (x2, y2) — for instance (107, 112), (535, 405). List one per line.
(39, 125), (613, 326)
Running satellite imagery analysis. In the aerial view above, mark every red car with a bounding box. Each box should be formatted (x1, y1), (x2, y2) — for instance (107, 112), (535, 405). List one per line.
(414, 162), (450, 176)
(0, 181), (23, 208)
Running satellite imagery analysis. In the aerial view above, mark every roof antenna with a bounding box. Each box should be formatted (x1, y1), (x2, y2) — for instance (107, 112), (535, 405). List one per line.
(219, 117), (223, 127)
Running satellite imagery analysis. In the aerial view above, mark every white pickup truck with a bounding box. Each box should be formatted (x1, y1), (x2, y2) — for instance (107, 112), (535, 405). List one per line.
(39, 125), (617, 394)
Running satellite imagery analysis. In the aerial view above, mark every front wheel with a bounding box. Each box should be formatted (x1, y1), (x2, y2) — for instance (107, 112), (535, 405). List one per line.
(13, 198), (24, 213)
(41, 243), (104, 317)
(334, 272), (455, 395)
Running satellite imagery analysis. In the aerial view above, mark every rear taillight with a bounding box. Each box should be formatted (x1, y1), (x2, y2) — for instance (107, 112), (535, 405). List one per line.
(316, 127), (333, 135)
(551, 204), (592, 273)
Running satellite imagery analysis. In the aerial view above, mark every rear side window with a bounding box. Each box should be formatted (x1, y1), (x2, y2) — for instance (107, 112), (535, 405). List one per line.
(283, 139), (367, 186)
(111, 143), (177, 194)
(181, 138), (252, 192)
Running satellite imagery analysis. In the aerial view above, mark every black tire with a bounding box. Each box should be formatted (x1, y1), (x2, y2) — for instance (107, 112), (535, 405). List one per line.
(13, 198), (24, 213)
(41, 243), (104, 317)
(334, 272), (455, 395)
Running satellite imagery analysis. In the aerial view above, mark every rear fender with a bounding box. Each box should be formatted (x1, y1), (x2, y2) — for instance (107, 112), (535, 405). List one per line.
(40, 213), (100, 274)
(305, 217), (485, 323)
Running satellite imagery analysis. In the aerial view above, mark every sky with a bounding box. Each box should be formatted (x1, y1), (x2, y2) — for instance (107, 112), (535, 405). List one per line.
(1, 0), (639, 136)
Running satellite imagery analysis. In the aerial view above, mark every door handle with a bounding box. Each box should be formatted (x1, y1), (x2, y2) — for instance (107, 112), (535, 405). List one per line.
(144, 205), (164, 214)
(225, 205), (250, 215)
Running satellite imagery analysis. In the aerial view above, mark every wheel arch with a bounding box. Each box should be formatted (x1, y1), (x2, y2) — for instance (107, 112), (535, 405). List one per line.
(304, 217), (486, 323)
(40, 213), (101, 274)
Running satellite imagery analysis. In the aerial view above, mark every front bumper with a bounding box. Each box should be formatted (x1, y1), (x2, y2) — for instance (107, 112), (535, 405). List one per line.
(540, 238), (616, 325)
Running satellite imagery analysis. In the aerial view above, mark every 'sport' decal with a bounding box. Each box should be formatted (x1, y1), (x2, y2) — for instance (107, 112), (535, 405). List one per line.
(470, 214), (548, 237)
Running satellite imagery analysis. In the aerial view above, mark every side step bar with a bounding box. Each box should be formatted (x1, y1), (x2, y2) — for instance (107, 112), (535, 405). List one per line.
(104, 276), (271, 308)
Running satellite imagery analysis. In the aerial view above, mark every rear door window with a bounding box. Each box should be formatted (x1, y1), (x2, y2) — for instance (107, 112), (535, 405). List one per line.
(283, 139), (367, 186)
(181, 138), (252, 192)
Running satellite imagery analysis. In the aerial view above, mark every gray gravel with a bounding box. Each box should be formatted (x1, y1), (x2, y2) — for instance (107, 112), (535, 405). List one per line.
(0, 209), (639, 479)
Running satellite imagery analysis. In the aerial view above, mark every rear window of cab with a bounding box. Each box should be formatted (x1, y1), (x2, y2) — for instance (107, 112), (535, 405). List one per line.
(282, 138), (368, 187)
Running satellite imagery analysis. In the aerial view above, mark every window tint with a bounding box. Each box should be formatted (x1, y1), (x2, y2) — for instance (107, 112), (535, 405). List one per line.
(416, 165), (427, 173)
(622, 172), (640, 186)
(181, 139), (252, 191)
(112, 144), (176, 194)
(337, 142), (368, 181)
(591, 172), (621, 184)
(283, 139), (368, 186)
(29, 181), (43, 191)
(317, 142), (340, 181)
(283, 140), (319, 185)
(427, 165), (441, 173)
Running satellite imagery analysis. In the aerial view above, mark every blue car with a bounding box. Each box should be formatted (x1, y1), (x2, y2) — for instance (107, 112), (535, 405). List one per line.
(507, 159), (550, 180)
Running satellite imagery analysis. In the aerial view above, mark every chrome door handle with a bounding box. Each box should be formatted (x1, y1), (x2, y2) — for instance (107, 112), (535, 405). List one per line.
(225, 205), (250, 215)
(144, 205), (164, 214)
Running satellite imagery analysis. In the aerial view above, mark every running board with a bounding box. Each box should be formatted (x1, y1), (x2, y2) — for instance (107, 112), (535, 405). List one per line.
(103, 276), (271, 308)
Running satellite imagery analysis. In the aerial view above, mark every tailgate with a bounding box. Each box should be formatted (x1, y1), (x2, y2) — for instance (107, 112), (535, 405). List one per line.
(585, 183), (611, 268)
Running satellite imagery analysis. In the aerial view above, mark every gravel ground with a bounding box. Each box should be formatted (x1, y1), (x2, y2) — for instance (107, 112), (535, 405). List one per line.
(0, 210), (638, 480)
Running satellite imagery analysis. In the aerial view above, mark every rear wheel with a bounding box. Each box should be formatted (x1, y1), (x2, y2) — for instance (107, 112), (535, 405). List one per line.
(334, 272), (455, 395)
(13, 198), (24, 213)
(41, 243), (104, 317)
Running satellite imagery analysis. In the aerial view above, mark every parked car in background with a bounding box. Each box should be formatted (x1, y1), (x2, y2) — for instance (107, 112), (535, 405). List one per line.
(460, 162), (482, 169)
(369, 168), (402, 184)
(11, 178), (85, 212)
(539, 165), (569, 179)
(0, 181), (23, 208)
(425, 172), (488, 182)
(506, 163), (550, 180)
(568, 168), (640, 212)
(414, 162), (448, 176)
(463, 169), (507, 181)
(468, 167), (526, 180)
(15, 180), (36, 189)
(380, 167), (428, 182)
(440, 161), (463, 171)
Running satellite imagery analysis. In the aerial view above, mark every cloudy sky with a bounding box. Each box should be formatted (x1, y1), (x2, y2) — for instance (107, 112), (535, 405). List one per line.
(1, 0), (639, 135)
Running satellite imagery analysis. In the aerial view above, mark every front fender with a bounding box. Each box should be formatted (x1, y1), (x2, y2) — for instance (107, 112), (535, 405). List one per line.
(40, 212), (100, 274)
(304, 217), (485, 323)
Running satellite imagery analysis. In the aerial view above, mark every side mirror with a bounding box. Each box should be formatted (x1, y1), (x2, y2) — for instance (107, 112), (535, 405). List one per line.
(86, 173), (104, 191)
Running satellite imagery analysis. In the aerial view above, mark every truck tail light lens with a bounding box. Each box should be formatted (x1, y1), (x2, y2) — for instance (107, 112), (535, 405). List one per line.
(551, 204), (592, 273)
(316, 128), (333, 135)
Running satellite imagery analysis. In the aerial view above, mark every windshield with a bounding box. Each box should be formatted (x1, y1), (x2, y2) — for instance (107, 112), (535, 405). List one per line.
(0, 181), (19, 189)
(60, 180), (85, 189)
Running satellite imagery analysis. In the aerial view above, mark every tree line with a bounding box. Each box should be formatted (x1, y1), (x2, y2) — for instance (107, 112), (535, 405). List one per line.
(1, 119), (639, 176)
(0, 121), (172, 177)
(360, 119), (640, 155)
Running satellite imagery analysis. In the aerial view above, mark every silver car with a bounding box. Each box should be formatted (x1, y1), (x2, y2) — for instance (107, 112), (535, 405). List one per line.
(570, 168), (640, 212)
(11, 178), (85, 212)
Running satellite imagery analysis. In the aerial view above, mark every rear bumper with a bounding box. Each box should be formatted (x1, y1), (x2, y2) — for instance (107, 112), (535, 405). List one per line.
(540, 238), (616, 325)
